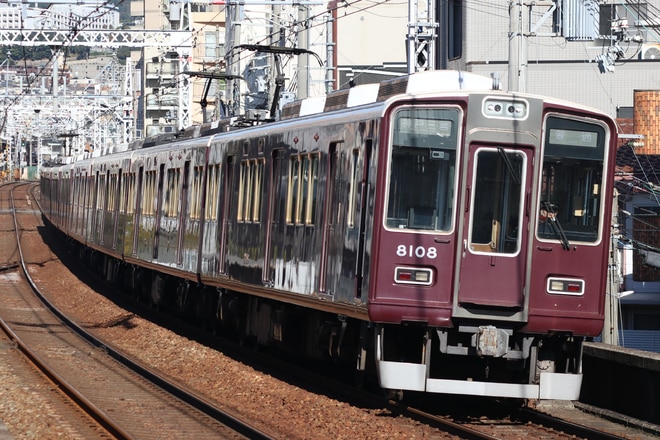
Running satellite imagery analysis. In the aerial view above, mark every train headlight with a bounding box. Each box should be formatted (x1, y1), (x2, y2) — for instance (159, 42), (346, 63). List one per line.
(395, 267), (433, 285)
(546, 277), (584, 296)
(483, 98), (528, 120)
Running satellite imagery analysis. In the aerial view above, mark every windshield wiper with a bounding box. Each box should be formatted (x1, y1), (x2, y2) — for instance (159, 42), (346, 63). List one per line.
(543, 201), (570, 250)
(498, 147), (521, 185)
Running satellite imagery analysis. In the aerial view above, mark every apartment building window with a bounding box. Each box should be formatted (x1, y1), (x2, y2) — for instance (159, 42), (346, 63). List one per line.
(204, 31), (225, 59)
(448, 0), (462, 60)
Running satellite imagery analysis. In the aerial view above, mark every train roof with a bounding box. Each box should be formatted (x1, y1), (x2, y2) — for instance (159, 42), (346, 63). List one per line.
(281, 70), (497, 120)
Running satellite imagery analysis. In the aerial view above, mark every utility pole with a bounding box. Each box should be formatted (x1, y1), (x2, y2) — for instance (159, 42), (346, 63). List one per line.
(508, 0), (526, 92)
(325, 7), (334, 93)
(508, 0), (600, 92)
(603, 190), (621, 345)
(407, 0), (437, 73)
(297, 5), (310, 98)
(225, 1), (243, 116)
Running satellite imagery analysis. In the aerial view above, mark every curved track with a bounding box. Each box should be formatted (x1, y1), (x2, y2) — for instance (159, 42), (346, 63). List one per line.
(0, 181), (273, 440)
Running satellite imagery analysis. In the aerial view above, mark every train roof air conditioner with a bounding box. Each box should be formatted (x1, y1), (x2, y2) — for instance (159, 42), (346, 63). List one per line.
(639, 43), (660, 60)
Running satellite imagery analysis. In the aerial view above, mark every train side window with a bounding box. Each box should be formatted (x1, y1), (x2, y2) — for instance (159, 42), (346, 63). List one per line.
(238, 160), (252, 222)
(286, 154), (319, 226)
(237, 159), (264, 223)
(164, 170), (170, 216)
(164, 168), (181, 218)
(142, 172), (148, 216)
(204, 166), (213, 221)
(85, 174), (92, 209)
(126, 173), (135, 215)
(97, 172), (106, 211)
(143, 171), (150, 216)
(252, 159), (265, 223)
(107, 173), (113, 212)
(110, 172), (119, 212)
(189, 170), (197, 220)
(205, 164), (221, 221)
(286, 156), (300, 225)
(237, 161), (246, 221)
(190, 166), (203, 220)
(119, 173), (127, 214)
(225, 156), (236, 222)
(144, 170), (157, 216)
(304, 154), (319, 225)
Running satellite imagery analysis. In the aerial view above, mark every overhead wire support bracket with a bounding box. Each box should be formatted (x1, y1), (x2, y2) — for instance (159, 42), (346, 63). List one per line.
(235, 45), (323, 119)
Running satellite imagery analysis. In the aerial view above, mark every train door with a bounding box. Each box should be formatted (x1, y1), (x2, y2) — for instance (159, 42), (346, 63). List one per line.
(176, 161), (190, 265)
(457, 145), (532, 309)
(132, 166), (144, 256)
(319, 144), (338, 294)
(82, 172), (91, 241)
(218, 155), (235, 274)
(111, 170), (122, 249)
(322, 142), (370, 299)
(93, 171), (106, 244)
(263, 149), (284, 285)
(74, 171), (84, 235)
(153, 164), (165, 260)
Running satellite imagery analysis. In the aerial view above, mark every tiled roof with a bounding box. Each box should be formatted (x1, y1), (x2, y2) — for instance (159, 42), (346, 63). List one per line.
(616, 143), (660, 189)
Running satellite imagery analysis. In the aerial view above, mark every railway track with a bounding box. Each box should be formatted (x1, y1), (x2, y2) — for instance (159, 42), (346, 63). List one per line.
(0, 181), (273, 440)
(0, 180), (650, 439)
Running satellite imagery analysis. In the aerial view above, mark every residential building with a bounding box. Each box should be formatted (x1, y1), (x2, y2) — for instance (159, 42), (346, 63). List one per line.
(615, 90), (660, 351)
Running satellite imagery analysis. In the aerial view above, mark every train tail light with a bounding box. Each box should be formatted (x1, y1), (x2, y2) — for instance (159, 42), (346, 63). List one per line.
(546, 277), (584, 296)
(395, 267), (433, 285)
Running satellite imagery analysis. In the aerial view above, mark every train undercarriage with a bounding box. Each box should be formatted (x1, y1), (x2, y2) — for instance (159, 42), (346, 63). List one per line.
(376, 322), (584, 400)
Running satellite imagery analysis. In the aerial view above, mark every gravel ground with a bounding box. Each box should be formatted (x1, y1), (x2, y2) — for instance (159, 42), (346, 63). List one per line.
(0, 198), (453, 439)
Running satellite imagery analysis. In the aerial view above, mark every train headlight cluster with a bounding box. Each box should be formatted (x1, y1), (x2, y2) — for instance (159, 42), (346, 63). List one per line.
(395, 266), (433, 285)
(482, 98), (528, 120)
(546, 277), (584, 296)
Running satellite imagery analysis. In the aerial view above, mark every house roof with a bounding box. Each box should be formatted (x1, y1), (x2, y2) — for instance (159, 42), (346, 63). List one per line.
(616, 143), (660, 193)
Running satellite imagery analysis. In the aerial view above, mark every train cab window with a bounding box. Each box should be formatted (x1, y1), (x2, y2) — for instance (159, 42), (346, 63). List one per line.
(386, 107), (461, 231)
(468, 148), (525, 254)
(538, 116), (607, 245)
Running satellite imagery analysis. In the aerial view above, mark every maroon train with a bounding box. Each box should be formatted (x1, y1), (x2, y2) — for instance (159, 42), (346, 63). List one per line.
(40, 70), (618, 400)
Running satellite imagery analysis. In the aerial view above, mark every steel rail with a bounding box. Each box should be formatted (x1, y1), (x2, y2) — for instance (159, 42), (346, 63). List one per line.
(22, 181), (275, 440)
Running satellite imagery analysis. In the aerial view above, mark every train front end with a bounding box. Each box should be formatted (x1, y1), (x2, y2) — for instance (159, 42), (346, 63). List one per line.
(367, 78), (617, 400)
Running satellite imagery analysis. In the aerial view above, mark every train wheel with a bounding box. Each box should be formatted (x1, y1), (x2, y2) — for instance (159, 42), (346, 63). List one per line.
(385, 389), (404, 401)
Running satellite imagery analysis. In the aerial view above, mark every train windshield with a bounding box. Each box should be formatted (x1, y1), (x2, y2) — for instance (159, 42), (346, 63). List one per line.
(385, 107), (461, 231)
(538, 116), (607, 244)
